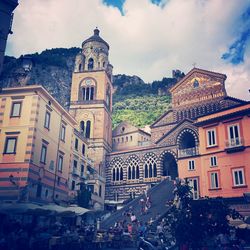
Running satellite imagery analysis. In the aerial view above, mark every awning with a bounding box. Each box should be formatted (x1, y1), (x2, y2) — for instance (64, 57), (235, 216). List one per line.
(0, 203), (89, 216)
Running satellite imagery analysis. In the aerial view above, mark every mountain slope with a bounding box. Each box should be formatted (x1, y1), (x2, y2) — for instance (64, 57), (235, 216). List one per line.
(0, 48), (183, 128)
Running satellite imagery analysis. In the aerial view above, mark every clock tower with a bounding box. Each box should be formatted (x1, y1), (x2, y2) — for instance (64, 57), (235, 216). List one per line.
(69, 28), (113, 176)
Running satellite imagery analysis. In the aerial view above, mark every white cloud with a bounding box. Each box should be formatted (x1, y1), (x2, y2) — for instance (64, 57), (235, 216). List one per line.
(6, 0), (250, 100)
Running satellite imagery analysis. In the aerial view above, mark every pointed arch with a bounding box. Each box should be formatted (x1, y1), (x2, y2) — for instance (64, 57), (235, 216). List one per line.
(125, 155), (140, 180)
(142, 152), (158, 179)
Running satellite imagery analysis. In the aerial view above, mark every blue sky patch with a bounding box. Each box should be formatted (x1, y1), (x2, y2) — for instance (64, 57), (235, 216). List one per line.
(222, 7), (250, 64)
(103, 0), (125, 14)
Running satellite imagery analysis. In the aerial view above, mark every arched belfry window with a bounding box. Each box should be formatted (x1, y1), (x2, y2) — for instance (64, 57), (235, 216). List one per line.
(79, 64), (82, 72)
(82, 87), (95, 101)
(88, 58), (94, 70)
(86, 120), (91, 138)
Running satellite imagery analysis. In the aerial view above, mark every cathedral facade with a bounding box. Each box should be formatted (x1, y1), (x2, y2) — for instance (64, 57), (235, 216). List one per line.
(70, 29), (247, 206)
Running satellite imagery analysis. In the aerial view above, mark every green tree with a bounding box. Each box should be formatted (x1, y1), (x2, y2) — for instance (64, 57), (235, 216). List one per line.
(164, 180), (240, 249)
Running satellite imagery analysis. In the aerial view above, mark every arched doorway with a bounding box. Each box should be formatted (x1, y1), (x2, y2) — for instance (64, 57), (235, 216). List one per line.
(162, 152), (178, 179)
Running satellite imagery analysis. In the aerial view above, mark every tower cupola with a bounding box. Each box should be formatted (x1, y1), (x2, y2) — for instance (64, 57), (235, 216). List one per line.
(74, 28), (112, 74)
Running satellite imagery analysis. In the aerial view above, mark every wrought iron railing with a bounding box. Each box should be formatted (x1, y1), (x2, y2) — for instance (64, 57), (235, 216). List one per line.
(225, 137), (244, 148)
(178, 147), (198, 158)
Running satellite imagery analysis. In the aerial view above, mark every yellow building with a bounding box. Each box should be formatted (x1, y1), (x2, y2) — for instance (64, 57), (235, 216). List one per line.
(0, 85), (76, 203)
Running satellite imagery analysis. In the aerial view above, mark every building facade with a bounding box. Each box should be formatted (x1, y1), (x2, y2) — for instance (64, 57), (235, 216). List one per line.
(105, 68), (248, 204)
(178, 103), (250, 199)
(0, 85), (77, 202)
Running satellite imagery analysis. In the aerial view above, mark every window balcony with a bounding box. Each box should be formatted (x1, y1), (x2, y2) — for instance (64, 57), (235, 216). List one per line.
(178, 147), (199, 158)
(225, 138), (245, 153)
(72, 168), (80, 176)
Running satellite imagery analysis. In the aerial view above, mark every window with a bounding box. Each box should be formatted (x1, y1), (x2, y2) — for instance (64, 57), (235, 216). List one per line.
(86, 120), (91, 138)
(82, 144), (85, 155)
(73, 160), (77, 169)
(36, 183), (42, 198)
(210, 156), (217, 167)
(4, 137), (17, 154)
(57, 177), (61, 186)
(210, 172), (219, 189)
(75, 138), (78, 150)
(60, 125), (66, 141)
(81, 165), (84, 176)
(40, 145), (47, 164)
(10, 102), (22, 117)
(228, 124), (241, 147)
(207, 129), (217, 147)
(80, 121), (85, 134)
(45, 189), (49, 198)
(232, 168), (245, 187)
(88, 58), (94, 70)
(82, 87), (95, 101)
(188, 160), (195, 171)
(130, 136), (133, 141)
(44, 111), (51, 129)
(71, 180), (76, 190)
(99, 185), (102, 197)
(58, 155), (63, 172)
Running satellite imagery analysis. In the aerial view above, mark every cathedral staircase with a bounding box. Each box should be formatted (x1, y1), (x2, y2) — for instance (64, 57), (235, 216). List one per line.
(101, 179), (175, 229)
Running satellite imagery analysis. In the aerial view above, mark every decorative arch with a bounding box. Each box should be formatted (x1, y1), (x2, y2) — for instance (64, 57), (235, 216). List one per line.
(110, 157), (124, 182)
(159, 150), (178, 179)
(142, 152), (158, 179)
(176, 128), (199, 148)
(125, 155), (140, 180)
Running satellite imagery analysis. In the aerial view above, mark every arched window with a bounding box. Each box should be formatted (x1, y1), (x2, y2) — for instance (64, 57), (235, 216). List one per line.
(126, 155), (140, 180)
(153, 163), (157, 177)
(128, 166), (132, 180)
(86, 120), (91, 138)
(88, 58), (94, 70)
(116, 168), (120, 181)
(149, 163), (153, 177)
(143, 153), (157, 179)
(136, 165), (140, 179)
(145, 165), (148, 178)
(103, 61), (105, 67)
(132, 166), (135, 179)
(80, 121), (85, 134)
(111, 157), (124, 183)
(112, 168), (116, 181)
(120, 167), (123, 180)
(79, 63), (82, 72)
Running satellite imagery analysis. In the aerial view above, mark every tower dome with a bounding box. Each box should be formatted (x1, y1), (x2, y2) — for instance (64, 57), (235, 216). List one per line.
(82, 28), (109, 49)
(75, 28), (111, 72)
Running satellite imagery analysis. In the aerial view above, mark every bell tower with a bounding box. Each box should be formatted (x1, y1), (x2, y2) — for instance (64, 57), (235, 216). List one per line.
(69, 28), (113, 176)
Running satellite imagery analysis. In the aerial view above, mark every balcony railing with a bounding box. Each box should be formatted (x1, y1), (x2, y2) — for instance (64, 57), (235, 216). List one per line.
(178, 147), (198, 158)
(225, 137), (245, 153)
(225, 137), (244, 148)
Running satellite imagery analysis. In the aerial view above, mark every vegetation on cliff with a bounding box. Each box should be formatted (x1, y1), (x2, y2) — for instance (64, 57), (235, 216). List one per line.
(1, 48), (181, 128)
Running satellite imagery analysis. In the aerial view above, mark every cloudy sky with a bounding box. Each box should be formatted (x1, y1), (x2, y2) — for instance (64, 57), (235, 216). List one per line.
(6, 0), (250, 100)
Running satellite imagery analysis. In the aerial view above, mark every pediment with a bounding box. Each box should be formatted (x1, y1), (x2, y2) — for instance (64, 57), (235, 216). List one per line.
(170, 68), (227, 97)
(112, 121), (139, 136)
